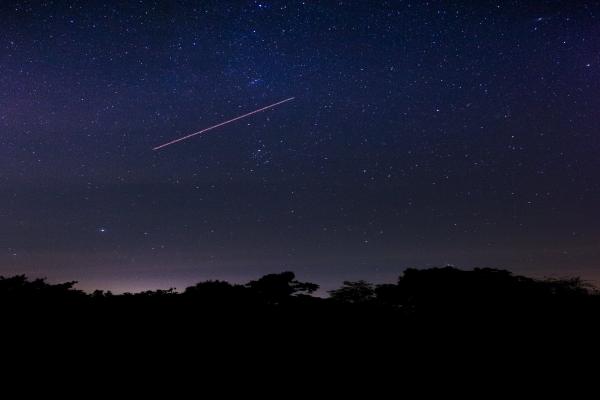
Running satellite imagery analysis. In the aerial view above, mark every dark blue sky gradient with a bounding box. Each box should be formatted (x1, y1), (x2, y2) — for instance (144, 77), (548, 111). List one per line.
(1, 1), (599, 292)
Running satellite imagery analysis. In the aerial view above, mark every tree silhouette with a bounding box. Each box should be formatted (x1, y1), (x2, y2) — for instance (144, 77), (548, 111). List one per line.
(183, 280), (250, 306)
(0, 275), (84, 302)
(328, 280), (376, 304)
(0, 267), (596, 327)
(245, 271), (319, 305)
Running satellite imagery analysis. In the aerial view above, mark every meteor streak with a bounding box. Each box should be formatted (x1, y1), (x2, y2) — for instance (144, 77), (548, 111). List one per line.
(153, 97), (295, 150)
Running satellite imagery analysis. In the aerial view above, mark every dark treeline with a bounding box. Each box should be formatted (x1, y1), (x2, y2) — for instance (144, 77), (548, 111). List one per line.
(5, 266), (600, 365)
(2, 267), (598, 323)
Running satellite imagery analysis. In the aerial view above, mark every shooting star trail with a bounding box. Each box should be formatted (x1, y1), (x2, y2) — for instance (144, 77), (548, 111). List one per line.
(153, 97), (295, 151)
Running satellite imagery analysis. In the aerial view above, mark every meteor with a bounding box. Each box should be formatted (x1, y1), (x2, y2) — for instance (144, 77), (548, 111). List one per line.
(153, 97), (295, 151)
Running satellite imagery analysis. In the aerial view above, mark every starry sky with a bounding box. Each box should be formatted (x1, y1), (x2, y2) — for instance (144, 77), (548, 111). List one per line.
(1, 0), (599, 292)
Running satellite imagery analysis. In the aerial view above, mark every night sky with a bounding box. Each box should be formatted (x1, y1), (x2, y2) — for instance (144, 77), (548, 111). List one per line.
(1, 1), (599, 292)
